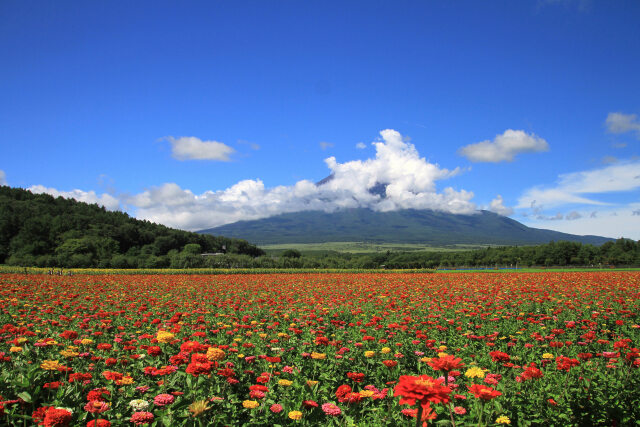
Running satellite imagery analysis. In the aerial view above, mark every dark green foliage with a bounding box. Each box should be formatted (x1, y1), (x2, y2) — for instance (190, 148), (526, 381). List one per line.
(199, 208), (612, 246)
(281, 249), (302, 258)
(0, 186), (264, 267)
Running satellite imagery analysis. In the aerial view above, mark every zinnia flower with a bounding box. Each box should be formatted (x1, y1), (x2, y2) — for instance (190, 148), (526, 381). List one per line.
(130, 411), (154, 426)
(288, 410), (303, 420)
(188, 400), (210, 417)
(242, 400), (259, 409)
(465, 366), (485, 378)
(428, 355), (464, 372)
(86, 420), (111, 427)
(467, 384), (502, 400)
(394, 374), (452, 410)
(128, 399), (149, 411)
(153, 393), (175, 407)
(322, 403), (342, 416)
(43, 408), (73, 427)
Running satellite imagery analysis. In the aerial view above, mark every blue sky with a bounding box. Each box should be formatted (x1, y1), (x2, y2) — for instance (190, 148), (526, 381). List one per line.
(1, 0), (639, 239)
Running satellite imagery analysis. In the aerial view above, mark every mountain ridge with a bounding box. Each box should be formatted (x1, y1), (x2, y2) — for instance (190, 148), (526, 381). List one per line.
(198, 208), (612, 246)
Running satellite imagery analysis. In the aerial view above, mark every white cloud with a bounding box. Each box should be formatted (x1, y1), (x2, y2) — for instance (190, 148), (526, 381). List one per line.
(166, 136), (235, 161)
(0, 169), (6, 185)
(458, 129), (549, 163)
(356, 142), (367, 149)
(319, 141), (334, 150)
(28, 185), (121, 211)
(517, 160), (640, 209)
(488, 195), (514, 216)
(523, 205), (640, 240)
(606, 112), (640, 138)
(126, 129), (476, 230)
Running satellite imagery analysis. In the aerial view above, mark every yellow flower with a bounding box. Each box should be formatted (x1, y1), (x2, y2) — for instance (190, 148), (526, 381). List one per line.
(420, 357), (431, 363)
(437, 352), (449, 357)
(41, 360), (62, 371)
(381, 347), (391, 354)
(542, 353), (554, 359)
(438, 345), (447, 351)
(288, 410), (303, 420)
(242, 400), (259, 409)
(359, 390), (375, 397)
(206, 347), (226, 361)
(465, 366), (485, 379)
(156, 331), (175, 343)
(496, 415), (511, 424)
(237, 353), (245, 359)
(60, 349), (79, 358)
(311, 352), (326, 360)
(17, 337), (27, 344)
(188, 400), (211, 417)
(259, 333), (268, 339)
(364, 351), (375, 358)
(9, 346), (22, 353)
(81, 338), (94, 345)
(116, 376), (134, 385)
(278, 379), (293, 386)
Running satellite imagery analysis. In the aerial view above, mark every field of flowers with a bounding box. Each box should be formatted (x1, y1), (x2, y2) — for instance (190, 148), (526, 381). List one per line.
(1, 272), (639, 426)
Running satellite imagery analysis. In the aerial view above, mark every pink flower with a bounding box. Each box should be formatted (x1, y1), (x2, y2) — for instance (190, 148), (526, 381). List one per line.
(131, 411), (154, 425)
(322, 403), (342, 416)
(84, 400), (110, 414)
(454, 406), (467, 415)
(153, 393), (175, 407)
(270, 403), (283, 413)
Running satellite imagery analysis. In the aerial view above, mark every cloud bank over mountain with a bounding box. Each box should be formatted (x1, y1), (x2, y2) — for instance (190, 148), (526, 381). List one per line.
(127, 129), (477, 230)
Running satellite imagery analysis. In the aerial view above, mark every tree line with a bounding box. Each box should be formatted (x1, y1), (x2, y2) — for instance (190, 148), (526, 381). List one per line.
(0, 186), (264, 268)
(167, 239), (640, 269)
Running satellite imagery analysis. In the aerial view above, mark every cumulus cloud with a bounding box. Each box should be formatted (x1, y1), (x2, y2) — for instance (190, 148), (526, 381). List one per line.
(458, 129), (549, 163)
(488, 195), (514, 216)
(356, 142), (367, 149)
(28, 185), (120, 211)
(517, 160), (640, 210)
(127, 129), (476, 230)
(0, 169), (6, 185)
(606, 112), (640, 138)
(166, 136), (235, 161)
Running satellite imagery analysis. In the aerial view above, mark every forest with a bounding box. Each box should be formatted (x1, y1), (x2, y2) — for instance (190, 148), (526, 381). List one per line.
(0, 186), (264, 268)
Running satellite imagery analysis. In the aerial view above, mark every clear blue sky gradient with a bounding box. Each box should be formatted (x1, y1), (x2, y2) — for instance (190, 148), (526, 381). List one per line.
(1, 1), (639, 238)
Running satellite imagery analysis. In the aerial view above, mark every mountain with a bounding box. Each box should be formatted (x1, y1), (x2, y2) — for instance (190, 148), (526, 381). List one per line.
(198, 208), (612, 246)
(0, 186), (264, 267)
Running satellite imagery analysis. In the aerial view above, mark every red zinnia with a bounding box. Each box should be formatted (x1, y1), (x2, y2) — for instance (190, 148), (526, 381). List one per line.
(394, 374), (452, 410)
(467, 384), (501, 400)
(43, 407), (72, 427)
(428, 355), (464, 372)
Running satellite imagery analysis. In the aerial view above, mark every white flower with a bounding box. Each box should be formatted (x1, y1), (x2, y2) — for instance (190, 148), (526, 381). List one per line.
(129, 399), (149, 411)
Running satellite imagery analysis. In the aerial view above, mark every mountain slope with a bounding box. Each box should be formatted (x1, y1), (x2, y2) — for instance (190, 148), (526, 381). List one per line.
(199, 208), (612, 246)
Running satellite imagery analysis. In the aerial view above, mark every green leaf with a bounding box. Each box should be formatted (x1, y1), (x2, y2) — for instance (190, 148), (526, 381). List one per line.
(17, 391), (31, 403)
